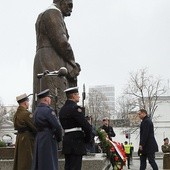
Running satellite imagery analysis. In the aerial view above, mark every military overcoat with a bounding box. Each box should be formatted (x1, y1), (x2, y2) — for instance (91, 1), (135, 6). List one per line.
(162, 144), (170, 169)
(32, 103), (62, 170)
(13, 106), (36, 170)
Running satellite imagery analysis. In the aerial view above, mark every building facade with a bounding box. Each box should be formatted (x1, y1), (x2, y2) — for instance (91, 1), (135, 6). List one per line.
(89, 85), (115, 119)
(110, 95), (170, 152)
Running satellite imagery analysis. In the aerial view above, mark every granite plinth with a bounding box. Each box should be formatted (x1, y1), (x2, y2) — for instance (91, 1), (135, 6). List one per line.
(0, 153), (110, 170)
(0, 147), (14, 159)
(59, 153), (111, 170)
(0, 160), (13, 170)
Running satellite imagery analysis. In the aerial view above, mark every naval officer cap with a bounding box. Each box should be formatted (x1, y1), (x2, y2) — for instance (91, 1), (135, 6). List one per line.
(64, 87), (79, 95)
(16, 93), (29, 103)
(37, 89), (53, 99)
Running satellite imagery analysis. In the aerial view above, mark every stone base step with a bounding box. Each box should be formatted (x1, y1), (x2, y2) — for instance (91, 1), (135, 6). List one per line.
(0, 153), (111, 170)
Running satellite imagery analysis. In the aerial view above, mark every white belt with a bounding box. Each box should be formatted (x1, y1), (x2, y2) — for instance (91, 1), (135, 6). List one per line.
(64, 127), (82, 133)
(164, 153), (170, 155)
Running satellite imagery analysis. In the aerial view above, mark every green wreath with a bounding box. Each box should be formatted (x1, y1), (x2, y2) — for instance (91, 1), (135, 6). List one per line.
(97, 128), (126, 170)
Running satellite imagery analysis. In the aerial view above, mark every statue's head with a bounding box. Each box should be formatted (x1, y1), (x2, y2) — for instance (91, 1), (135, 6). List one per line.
(54, 0), (73, 17)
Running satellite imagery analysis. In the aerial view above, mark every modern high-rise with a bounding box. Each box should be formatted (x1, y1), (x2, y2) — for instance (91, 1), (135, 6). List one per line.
(88, 85), (115, 119)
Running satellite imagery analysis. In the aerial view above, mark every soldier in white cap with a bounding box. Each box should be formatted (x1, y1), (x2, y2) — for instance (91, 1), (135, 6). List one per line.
(13, 93), (37, 170)
(59, 87), (92, 170)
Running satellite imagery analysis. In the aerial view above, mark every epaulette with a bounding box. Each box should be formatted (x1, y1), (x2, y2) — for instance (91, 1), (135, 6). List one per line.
(76, 106), (83, 113)
(51, 111), (56, 116)
(29, 113), (33, 118)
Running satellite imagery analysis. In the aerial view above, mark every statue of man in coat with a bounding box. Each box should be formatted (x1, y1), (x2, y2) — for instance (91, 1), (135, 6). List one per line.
(33, 0), (81, 112)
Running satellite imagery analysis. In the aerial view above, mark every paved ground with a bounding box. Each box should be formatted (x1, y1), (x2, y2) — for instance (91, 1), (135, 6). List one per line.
(122, 157), (163, 170)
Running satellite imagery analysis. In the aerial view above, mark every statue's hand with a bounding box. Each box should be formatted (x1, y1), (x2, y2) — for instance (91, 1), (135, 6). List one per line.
(69, 64), (80, 78)
(75, 62), (81, 72)
(66, 61), (81, 80)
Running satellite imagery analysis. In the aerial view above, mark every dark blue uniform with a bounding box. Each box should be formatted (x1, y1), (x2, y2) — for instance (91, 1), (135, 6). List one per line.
(32, 103), (62, 170)
(139, 115), (158, 170)
(85, 124), (97, 153)
(59, 100), (92, 170)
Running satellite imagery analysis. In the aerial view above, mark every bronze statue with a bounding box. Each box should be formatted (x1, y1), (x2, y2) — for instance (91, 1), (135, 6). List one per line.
(33, 0), (80, 112)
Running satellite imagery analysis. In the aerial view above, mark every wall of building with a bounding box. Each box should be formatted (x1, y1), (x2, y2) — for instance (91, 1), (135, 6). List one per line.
(109, 96), (170, 152)
(89, 85), (115, 119)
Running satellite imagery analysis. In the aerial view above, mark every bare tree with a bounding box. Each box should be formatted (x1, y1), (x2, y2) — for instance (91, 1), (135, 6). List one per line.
(87, 89), (110, 126)
(7, 106), (16, 122)
(124, 68), (166, 119)
(113, 94), (141, 129)
(0, 98), (17, 131)
(116, 95), (137, 119)
(0, 99), (7, 130)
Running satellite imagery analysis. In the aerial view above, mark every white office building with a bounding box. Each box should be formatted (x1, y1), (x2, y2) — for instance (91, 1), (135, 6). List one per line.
(112, 92), (170, 152)
(89, 85), (115, 119)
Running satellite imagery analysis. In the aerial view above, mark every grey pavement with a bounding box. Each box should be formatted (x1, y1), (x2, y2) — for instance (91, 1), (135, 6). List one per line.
(122, 157), (163, 170)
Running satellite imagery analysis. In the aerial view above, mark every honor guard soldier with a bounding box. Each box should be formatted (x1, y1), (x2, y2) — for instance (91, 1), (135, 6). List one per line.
(161, 138), (170, 169)
(13, 93), (36, 170)
(59, 87), (92, 170)
(32, 89), (62, 170)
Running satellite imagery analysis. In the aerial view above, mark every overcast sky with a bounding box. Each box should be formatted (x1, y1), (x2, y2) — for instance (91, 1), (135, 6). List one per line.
(0, 0), (170, 106)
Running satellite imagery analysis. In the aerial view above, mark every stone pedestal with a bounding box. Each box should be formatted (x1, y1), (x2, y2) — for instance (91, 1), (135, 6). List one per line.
(0, 147), (14, 159)
(0, 160), (13, 170)
(0, 147), (111, 170)
(0, 153), (110, 170)
(59, 153), (111, 170)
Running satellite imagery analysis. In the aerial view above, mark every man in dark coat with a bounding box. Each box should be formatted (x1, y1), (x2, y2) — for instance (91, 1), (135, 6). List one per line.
(13, 93), (36, 170)
(138, 109), (158, 170)
(100, 117), (116, 141)
(32, 89), (62, 170)
(59, 87), (92, 170)
(33, 0), (80, 111)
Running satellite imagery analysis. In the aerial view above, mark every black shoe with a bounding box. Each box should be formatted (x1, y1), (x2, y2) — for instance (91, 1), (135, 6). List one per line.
(128, 167), (130, 169)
